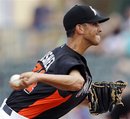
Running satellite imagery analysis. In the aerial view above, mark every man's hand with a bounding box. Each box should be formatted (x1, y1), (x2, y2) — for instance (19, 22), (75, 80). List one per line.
(9, 72), (38, 90)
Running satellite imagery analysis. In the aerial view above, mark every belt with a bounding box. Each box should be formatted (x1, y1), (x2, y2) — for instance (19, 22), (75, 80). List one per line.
(2, 104), (12, 116)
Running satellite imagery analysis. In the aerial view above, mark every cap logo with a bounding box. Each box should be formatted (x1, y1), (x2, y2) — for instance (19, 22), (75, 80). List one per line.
(90, 6), (97, 16)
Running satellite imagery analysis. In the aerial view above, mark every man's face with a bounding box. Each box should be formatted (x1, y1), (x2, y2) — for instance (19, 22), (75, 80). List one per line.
(82, 23), (102, 45)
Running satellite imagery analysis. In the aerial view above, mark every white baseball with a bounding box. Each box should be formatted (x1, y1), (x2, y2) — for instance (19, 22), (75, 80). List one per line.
(10, 74), (21, 87)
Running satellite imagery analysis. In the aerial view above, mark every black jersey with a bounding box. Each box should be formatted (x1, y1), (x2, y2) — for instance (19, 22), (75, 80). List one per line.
(6, 44), (92, 119)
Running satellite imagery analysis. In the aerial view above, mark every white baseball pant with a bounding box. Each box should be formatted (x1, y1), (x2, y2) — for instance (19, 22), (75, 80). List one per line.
(0, 98), (28, 119)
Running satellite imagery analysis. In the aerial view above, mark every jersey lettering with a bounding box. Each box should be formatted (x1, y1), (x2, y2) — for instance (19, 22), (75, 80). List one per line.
(76, 75), (92, 97)
(40, 51), (55, 71)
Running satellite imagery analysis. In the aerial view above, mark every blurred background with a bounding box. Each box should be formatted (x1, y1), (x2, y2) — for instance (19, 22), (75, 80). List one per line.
(0, 0), (130, 118)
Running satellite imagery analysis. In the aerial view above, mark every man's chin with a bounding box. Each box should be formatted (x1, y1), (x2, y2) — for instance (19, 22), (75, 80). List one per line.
(87, 36), (101, 46)
(93, 37), (101, 45)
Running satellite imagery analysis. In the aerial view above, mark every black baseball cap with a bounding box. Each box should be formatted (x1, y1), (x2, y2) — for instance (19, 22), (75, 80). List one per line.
(63, 5), (109, 31)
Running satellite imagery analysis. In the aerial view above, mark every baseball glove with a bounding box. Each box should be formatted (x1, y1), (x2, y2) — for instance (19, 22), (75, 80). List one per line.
(87, 80), (127, 114)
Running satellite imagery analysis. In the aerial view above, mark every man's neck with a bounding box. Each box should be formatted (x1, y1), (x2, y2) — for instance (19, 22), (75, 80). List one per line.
(66, 37), (91, 55)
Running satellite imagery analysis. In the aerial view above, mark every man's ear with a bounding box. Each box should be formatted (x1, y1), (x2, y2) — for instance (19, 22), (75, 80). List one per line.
(75, 24), (85, 35)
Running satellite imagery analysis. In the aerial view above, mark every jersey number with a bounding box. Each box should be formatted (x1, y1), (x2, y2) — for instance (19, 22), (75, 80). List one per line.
(24, 62), (45, 94)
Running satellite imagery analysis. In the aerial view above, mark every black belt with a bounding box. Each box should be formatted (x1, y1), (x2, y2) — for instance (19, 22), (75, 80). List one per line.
(3, 104), (12, 116)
